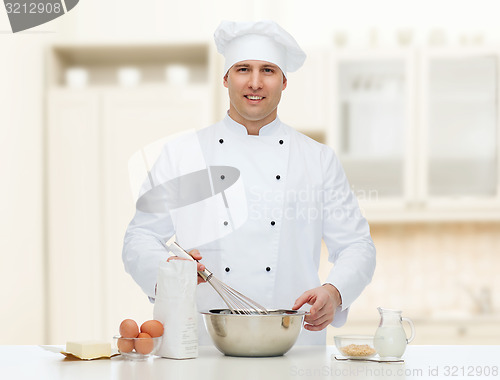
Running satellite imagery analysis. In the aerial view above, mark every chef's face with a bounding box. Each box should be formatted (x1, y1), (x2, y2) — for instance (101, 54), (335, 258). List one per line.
(223, 60), (287, 131)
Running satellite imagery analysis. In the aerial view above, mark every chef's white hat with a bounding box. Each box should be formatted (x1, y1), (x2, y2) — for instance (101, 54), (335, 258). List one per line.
(214, 20), (306, 77)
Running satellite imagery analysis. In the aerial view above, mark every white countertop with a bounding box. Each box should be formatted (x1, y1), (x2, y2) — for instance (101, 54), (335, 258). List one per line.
(1, 345), (499, 380)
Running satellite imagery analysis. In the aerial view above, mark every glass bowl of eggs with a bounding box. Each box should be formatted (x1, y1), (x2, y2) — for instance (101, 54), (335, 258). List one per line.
(114, 319), (164, 360)
(113, 335), (162, 360)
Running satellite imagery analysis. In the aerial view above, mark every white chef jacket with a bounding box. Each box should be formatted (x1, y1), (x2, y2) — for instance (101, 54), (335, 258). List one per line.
(123, 114), (376, 345)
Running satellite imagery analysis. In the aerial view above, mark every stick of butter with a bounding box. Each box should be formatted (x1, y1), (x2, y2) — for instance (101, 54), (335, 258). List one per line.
(64, 340), (111, 360)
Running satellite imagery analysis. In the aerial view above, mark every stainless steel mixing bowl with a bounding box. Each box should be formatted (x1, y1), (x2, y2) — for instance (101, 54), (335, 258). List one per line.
(201, 309), (306, 357)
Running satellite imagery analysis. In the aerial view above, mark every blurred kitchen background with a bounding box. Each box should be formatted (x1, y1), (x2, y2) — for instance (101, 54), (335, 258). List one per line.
(1, 0), (500, 345)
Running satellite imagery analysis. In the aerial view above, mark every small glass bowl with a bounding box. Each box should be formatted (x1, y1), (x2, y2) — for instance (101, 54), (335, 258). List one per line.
(334, 335), (377, 359)
(113, 335), (162, 360)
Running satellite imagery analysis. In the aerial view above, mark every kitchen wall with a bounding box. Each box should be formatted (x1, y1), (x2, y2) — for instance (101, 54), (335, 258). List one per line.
(323, 222), (500, 344)
(1, 0), (500, 345)
(352, 222), (500, 316)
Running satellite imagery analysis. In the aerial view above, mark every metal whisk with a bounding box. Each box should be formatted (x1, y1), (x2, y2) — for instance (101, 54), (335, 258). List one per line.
(167, 241), (269, 315)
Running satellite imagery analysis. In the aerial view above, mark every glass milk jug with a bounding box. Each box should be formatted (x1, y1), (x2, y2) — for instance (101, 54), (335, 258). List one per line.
(374, 307), (415, 358)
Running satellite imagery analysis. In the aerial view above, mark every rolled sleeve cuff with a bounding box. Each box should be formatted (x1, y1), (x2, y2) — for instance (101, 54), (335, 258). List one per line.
(322, 281), (350, 327)
(331, 305), (349, 327)
(323, 278), (350, 312)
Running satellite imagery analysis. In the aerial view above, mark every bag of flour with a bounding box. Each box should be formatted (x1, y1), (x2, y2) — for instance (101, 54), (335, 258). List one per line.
(153, 259), (198, 359)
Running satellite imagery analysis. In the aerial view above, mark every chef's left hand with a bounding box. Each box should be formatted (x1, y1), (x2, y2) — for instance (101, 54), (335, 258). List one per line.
(292, 284), (342, 331)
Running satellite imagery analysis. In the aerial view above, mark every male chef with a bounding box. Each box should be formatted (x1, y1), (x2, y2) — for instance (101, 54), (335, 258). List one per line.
(122, 20), (376, 345)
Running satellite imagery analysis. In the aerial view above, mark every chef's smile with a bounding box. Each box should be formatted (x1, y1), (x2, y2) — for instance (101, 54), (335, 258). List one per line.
(244, 94), (265, 103)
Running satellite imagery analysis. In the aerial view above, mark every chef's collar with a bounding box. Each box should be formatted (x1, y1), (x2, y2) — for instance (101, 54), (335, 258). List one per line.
(223, 113), (282, 136)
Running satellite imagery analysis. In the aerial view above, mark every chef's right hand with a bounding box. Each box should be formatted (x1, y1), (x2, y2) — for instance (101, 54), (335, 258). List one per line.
(167, 249), (206, 285)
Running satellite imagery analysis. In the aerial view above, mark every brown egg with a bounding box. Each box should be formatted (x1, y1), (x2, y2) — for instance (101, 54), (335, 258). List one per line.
(140, 320), (164, 338)
(119, 319), (139, 338)
(135, 332), (154, 355)
(117, 338), (134, 353)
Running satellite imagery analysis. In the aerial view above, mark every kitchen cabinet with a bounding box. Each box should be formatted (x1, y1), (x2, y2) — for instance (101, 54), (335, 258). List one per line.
(45, 43), (216, 343)
(330, 48), (500, 222)
(47, 90), (104, 343)
(418, 49), (500, 216)
(330, 50), (416, 203)
(47, 86), (211, 343)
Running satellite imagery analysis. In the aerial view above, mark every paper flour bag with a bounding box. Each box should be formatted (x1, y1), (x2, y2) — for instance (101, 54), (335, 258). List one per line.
(154, 259), (198, 359)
